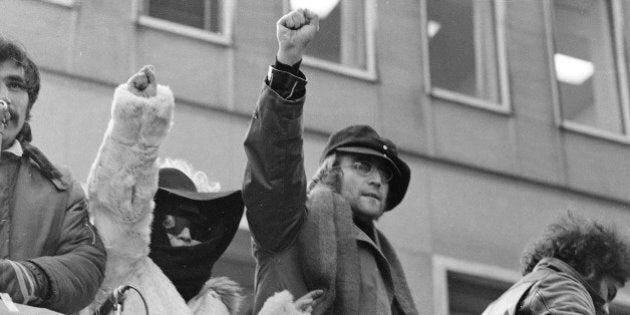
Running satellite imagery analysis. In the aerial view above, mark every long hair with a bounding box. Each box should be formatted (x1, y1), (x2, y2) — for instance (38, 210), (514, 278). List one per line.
(521, 212), (630, 283)
(307, 153), (342, 196)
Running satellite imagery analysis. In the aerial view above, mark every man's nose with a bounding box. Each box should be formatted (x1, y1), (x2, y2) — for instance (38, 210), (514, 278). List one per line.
(368, 169), (384, 185)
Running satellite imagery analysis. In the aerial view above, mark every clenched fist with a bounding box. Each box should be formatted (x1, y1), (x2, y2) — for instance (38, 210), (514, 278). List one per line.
(127, 65), (157, 98)
(276, 9), (319, 66)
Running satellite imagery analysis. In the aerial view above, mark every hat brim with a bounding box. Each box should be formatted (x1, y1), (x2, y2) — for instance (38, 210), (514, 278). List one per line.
(334, 146), (410, 211)
(158, 187), (239, 202)
(149, 189), (245, 292)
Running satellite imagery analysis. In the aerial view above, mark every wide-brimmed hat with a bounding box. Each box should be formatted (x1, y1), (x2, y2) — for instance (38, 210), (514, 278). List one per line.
(320, 125), (410, 211)
(148, 167), (244, 300)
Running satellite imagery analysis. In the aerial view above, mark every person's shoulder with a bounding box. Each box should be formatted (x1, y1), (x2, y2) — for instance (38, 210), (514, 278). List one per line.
(19, 142), (81, 192)
(536, 267), (586, 290)
(25, 157), (80, 193)
(50, 164), (86, 198)
(527, 269), (595, 312)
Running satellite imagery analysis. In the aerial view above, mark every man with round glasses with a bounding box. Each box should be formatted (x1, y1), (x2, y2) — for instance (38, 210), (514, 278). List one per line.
(243, 9), (418, 315)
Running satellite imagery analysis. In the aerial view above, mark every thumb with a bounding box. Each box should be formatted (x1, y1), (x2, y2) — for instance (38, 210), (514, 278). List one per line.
(143, 65), (156, 86)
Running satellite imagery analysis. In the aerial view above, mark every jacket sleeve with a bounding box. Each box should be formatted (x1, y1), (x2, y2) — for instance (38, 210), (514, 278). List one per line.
(520, 273), (597, 315)
(86, 84), (175, 311)
(28, 180), (107, 314)
(243, 66), (308, 253)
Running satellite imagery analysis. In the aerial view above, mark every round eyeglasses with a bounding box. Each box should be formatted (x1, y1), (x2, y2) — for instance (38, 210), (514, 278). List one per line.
(340, 160), (394, 183)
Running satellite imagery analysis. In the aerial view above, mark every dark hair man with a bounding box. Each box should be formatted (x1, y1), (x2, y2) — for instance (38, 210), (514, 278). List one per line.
(0, 37), (106, 313)
(243, 9), (419, 315)
(483, 213), (630, 315)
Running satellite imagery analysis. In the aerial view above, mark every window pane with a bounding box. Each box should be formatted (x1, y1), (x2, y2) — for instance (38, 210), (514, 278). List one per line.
(448, 271), (512, 314)
(146, 0), (223, 33)
(308, 2), (342, 64)
(553, 0), (624, 134)
(427, 0), (501, 103)
(207, 0), (222, 33)
(306, 0), (368, 70)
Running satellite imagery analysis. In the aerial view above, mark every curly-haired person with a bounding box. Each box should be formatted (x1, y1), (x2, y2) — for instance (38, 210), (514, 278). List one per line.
(483, 213), (630, 315)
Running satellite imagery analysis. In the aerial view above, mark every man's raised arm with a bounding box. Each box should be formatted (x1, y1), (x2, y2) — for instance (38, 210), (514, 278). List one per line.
(243, 9), (318, 252)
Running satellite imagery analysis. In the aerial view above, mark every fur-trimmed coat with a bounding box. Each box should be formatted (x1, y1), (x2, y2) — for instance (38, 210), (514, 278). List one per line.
(82, 84), (238, 315)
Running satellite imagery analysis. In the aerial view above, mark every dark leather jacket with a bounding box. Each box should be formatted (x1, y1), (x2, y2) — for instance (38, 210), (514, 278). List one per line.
(243, 67), (418, 315)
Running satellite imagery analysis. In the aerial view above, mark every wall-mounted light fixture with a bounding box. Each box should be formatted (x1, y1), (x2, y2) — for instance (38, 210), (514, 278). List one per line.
(554, 53), (594, 85)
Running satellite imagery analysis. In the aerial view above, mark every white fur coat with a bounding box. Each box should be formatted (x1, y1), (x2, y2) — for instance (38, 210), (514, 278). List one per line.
(83, 84), (236, 315)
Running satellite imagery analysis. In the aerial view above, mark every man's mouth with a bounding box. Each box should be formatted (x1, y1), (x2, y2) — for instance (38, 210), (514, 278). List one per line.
(363, 192), (381, 201)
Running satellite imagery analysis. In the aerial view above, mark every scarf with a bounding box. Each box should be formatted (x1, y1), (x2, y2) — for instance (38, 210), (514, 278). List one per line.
(298, 186), (419, 315)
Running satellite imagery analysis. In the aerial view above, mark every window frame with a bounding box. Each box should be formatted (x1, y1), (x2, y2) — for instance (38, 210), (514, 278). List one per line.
(546, 0), (630, 144)
(134, 0), (234, 46)
(40, 0), (77, 8)
(282, 0), (378, 82)
(420, 0), (511, 114)
(432, 255), (520, 315)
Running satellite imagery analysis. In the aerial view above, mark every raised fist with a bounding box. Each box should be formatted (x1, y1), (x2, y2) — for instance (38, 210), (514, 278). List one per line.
(276, 9), (319, 66)
(127, 65), (157, 98)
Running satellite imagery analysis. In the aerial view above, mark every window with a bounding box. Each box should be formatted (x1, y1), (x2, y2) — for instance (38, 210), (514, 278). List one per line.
(433, 256), (520, 315)
(145, 0), (223, 33)
(548, 0), (630, 140)
(138, 0), (233, 44)
(448, 271), (512, 315)
(40, 0), (76, 7)
(286, 0), (377, 80)
(423, 0), (509, 112)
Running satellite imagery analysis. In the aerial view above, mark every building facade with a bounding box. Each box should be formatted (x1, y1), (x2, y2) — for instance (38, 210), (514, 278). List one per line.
(2, 0), (630, 313)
